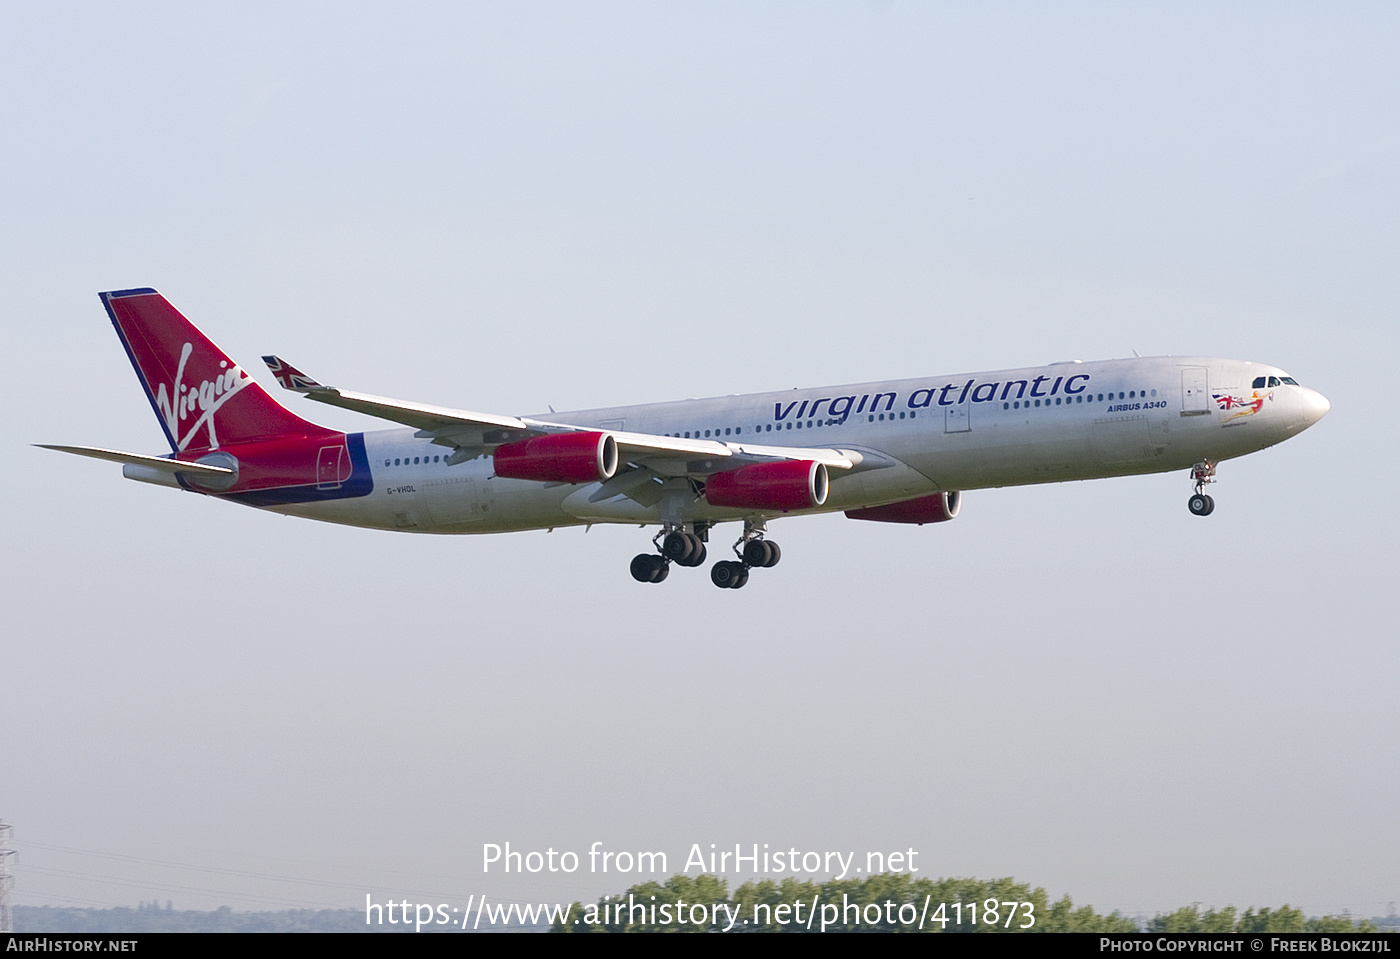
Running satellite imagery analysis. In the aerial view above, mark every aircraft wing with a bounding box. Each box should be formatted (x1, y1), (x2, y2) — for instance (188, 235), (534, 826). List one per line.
(262, 355), (529, 435)
(261, 356), (863, 472)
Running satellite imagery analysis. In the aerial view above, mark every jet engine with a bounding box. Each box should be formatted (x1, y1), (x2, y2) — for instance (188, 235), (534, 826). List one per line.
(494, 432), (618, 484)
(844, 490), (961, 524)
(704, 460), (828, 512)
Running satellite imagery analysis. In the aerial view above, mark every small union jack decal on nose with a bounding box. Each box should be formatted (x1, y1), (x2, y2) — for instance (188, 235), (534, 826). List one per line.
(1213, 389), (1272, 422)
(262, 355), (324, 392)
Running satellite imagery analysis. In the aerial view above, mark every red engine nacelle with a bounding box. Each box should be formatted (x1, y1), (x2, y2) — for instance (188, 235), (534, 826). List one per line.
(705, 460), (828, 512)
(844, 490), (961, 525)
(494, 431), (618, 484)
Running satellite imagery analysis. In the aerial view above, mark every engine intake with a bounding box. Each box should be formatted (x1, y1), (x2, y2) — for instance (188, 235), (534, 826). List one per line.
(494, 432), (618, 484)
(705, 460), (828, 512)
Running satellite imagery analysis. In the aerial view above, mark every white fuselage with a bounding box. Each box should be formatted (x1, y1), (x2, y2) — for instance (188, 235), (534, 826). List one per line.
(272, 355), (1328, 534)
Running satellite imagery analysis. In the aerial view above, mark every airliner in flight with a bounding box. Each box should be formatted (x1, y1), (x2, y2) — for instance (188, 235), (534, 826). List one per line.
(42, 289), (1330, 588)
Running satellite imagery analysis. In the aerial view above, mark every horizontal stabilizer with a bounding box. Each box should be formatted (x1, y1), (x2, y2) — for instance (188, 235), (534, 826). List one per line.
(35, 444), (235, 475)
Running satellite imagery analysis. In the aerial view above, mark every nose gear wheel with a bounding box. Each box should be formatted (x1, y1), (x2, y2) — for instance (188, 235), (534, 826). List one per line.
(1187, 460), (1217, 517)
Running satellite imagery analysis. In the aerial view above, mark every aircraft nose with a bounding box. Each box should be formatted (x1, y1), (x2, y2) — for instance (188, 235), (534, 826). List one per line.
(1299, 388), (1330, 427)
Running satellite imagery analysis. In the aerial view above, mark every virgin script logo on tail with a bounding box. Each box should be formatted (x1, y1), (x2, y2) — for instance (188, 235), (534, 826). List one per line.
(154, 341), (253, 450)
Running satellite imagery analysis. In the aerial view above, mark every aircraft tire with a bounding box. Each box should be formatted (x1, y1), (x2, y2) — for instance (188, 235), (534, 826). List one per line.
(1188, 494), (1215, 516)
(631, 554), (656, 581)
(711, 561), (743, 588)
(762, 541), (781, 567)
(662, 531), (694, 563)
(742, 540), (772, 567)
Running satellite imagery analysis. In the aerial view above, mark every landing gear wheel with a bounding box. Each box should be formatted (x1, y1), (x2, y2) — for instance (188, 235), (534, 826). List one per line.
(662, 531), (695, 564)
(1187, 461), (1217, 517)
(761, 541), (780, 568)
(711, 560), (746, 589)
(742, 539), (773, 567)
(689, 542), (707, 566)
(631, 553), (669, 582)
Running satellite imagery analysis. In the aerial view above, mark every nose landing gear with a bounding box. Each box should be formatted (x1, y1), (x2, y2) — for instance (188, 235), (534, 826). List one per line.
(1188, 460), (1216, 516)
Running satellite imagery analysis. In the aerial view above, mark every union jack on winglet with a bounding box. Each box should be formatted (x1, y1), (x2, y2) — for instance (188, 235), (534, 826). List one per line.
(262, 355), (325, 393)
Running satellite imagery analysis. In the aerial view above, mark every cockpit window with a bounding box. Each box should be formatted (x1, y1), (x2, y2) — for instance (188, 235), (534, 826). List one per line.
(1253, 376), (1266, 388)
(1267, 376), (1281, 387)
(1281, 376), (1298, 385)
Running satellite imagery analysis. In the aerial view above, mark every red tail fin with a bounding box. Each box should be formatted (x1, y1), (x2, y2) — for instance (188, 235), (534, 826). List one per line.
(102, 289), (332, 451)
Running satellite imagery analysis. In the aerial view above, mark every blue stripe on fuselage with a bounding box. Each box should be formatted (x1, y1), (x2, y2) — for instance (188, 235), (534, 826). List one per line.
(224, 433), (375, 507)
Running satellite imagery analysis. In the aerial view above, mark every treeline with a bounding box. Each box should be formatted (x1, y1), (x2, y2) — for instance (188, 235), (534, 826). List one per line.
(15, 905), (379, 933)
(1146, 905), (1379, 934)
(551, 873), (1382, 933)
(12, 905), (536, 933)
(16, 881), (1387, 934)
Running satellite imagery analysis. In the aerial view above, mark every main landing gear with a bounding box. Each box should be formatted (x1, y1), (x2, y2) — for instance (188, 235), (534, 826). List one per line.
(630, 525), (708, 584)
(713, 519), (780, 589)
(629, 520), (782, 588)
(710, 526), (781, 589)
(1188, 460), (1217, 516)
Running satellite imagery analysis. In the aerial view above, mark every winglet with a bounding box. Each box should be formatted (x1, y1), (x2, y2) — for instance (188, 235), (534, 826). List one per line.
(262, 355), (325, 393)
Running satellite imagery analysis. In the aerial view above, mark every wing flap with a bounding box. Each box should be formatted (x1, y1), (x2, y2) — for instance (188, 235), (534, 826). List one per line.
(303, 387), (529, 434)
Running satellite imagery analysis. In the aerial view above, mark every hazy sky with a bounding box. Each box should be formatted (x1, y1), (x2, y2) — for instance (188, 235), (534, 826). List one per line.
(3, 2), (1396, 921)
